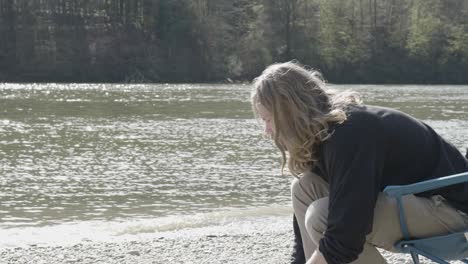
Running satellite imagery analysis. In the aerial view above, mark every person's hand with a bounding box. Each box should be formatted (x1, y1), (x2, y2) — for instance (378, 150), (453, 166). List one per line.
(306, 250), (328, 264)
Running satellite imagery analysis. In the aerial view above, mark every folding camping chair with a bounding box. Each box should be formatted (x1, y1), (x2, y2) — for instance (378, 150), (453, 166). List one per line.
(383, 171), (468, 264)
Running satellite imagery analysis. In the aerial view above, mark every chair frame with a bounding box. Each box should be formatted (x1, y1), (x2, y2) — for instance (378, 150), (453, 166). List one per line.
(383, 171), (468, 264)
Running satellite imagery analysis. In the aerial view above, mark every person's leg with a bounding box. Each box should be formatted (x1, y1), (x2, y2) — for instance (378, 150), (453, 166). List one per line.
(304, 193), (468, 264)
(370, 194), (468, 252)
(305, 197), (387, 264)
(291, 171), (329, 260)
(291, 214), (306, 264)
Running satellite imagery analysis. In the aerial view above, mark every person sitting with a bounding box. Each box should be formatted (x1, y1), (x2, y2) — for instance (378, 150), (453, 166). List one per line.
(250, 61), (468, 264)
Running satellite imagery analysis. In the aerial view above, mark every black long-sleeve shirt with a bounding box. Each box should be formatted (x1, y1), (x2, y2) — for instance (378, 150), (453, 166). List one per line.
(310, 105), (468, 264)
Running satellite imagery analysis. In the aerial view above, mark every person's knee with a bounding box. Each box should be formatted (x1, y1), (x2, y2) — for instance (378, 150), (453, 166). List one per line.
(291, 177), (300, 194)
(305, 197), (329, 244)
(291, 172), (325, 198)
(291, 178), (304, 212)
(291, 177), (302, 200)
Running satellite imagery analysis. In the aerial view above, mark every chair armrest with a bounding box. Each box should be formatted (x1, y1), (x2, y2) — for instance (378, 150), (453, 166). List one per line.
(384, 171), (468, 198)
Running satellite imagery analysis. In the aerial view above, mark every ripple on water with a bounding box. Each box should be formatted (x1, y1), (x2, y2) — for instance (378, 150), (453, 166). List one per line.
(0, 84), (466, 227)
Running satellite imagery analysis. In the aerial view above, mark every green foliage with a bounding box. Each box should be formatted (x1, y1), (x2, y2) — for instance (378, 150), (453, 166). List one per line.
(318, 0), (369, 67)
(448, 25), (468, 64)
(407, 0), (444, 59)
(0, 0), (467, 83)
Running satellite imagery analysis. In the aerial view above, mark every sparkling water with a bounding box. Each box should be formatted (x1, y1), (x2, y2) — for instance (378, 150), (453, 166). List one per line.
(0, 83), (467, 247)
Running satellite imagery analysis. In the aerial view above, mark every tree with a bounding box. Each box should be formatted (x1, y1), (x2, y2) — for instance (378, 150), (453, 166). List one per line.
(0, 0), (17, 80)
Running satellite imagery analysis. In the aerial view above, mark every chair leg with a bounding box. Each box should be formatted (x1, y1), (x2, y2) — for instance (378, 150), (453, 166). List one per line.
(410, 252), (420, 264)
(409, 247), (451, 264)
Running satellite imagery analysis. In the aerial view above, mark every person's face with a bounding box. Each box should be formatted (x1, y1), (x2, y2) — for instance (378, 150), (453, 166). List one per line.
(256, 103), (274, 137)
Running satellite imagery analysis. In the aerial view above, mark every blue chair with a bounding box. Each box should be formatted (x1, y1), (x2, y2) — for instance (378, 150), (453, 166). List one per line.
(384, 171), (468, 264)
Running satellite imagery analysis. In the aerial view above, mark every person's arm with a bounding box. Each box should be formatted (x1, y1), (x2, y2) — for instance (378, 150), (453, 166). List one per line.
(318, 114), (385, 264)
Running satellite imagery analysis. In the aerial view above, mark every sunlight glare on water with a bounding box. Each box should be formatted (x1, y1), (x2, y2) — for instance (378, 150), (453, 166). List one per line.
(0, 83), (467, 231)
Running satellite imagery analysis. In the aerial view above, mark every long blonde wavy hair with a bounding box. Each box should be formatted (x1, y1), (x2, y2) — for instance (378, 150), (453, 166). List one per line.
(251, 61), (362, 177)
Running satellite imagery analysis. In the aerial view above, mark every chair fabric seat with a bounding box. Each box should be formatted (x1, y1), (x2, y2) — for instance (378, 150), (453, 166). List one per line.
(395, 231), (468, 260)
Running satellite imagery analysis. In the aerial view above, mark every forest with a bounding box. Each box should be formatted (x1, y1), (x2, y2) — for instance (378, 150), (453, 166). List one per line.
(0, 0), (467, 83)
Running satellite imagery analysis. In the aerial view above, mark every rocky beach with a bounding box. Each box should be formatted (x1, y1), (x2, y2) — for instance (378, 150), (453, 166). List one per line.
(0, 216), (458, 264)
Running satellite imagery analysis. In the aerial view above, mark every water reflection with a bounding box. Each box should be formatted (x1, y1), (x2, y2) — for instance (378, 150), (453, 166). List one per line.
(0, 83), (466, 227)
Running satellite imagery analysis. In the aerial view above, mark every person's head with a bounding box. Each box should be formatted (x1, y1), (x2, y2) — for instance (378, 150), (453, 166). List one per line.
(251, 61), (361, 176)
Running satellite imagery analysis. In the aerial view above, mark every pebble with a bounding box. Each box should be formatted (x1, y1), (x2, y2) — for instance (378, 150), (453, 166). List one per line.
(128, 250), (140, 256)
(0, 226), (461, 264)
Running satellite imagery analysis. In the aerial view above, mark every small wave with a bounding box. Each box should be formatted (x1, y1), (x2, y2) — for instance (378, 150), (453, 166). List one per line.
(0, 205), (292, 248)
(114, 204), (292, 235)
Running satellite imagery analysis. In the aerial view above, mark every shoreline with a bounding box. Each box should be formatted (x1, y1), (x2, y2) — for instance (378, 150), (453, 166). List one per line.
(0, 216), (454, 264)
(0, 217), (295, 264)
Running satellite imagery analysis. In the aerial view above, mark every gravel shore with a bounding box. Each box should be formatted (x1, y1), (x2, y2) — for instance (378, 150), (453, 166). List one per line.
(0, 216), (462, 264)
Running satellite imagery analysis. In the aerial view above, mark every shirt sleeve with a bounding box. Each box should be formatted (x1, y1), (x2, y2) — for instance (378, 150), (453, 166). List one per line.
(318, 114), (386, 264)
